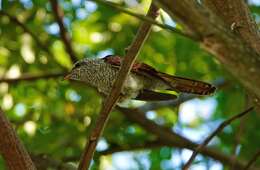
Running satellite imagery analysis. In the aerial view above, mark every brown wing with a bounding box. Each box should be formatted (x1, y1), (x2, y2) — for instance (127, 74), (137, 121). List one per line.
(156, 73), (216, 95)
(103, 55), (216, 95)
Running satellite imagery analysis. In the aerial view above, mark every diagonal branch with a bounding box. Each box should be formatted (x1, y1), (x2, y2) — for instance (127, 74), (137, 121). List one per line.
(50, 0), (78, 63)
(203, 0), (260, 114)
(182, 107), (254, 170)
(0, 72), (66, 84)
(118, 107), (258, 170)
(92, 0), (196, 40)
(204, 0), (260, 55)
(0, 108), (36, 170)
(244, 150), (260, 170)
(77, 3), (159, 170)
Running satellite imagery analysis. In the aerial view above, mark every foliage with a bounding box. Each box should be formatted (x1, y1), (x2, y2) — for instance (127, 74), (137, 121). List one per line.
(0, 0), (259, 169)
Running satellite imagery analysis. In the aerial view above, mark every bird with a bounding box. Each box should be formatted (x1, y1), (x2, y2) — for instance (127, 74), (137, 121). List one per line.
(64, 55), (216, 103)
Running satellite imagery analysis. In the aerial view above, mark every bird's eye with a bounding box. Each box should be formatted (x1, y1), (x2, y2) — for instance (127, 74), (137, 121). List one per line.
(73, 62), (82, 69)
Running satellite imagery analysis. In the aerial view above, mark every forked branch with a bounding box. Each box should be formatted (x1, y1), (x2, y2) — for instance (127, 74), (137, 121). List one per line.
(182, 107), (254, 170)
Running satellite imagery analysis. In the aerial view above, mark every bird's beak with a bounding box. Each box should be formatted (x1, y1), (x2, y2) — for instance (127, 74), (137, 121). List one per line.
(64, 73), (72, 80)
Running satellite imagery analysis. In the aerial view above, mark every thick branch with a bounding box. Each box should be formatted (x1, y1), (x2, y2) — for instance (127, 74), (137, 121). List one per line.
(118, 107), (258, 170)
(203, 0), (260, 113)
(204, 0), (260, 55)
(0, 109), (36, 170)
(0, 72), (65, 84)
(155, 0), (260, 107)
(92, 0), (195, 40)
(183, 107), (254, 170)
(50, 0), (77, 63)
(78, 3), (159, 170)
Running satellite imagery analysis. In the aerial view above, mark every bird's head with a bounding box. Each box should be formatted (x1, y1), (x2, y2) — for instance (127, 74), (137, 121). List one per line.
(64, 58), (97, 81)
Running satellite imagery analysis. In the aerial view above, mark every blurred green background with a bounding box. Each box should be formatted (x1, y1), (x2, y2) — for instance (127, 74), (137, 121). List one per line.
(0, 0), (260, 169)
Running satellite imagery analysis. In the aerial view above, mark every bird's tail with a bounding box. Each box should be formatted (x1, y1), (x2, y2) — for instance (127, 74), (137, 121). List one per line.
(157, 73), (216, 95)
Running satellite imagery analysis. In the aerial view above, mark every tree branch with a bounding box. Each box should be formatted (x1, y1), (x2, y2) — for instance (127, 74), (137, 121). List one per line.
(50, 0), (78, 63)
(155, 0), (260, 109)
(0, 109), (36, 170)
(244, 150), (260, 170)
(203, 0), (260, 114)
(78, 3), (159, 170)
(204, 0), (260, 55)
(182, 107), (254, 170)
(118, 107), (258, 170)
(91, 0), (196, 40)
(0, 72), (65, 84)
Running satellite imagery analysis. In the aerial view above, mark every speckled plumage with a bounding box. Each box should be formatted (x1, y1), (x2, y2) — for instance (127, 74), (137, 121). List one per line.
(66, 58), (169, 101)
(65, 55), (216, 102)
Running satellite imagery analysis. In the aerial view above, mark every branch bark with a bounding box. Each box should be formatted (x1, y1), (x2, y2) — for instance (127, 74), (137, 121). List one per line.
(155, 0), (260, 109)
(0, 109), (36, 170)
(118, 107), (258, 170)
(78, 3), (159, 170)
(183, 107), (254, 170)
(204, 0), (260, 54)
(50, 0), (78, 63)
(204, 0), (260, 114)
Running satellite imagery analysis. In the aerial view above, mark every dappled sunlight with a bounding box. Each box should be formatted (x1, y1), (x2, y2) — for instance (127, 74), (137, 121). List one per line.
(179, 98), (217, 125)
(0, 0), (259, 169)
(6, 65), (21, 79)
(21, 34), (35, 64)
(2, 93), (13, 110)
(14, 103), (27, 117)
(24, 121), (37, 136)
(0, 83), (8, 94)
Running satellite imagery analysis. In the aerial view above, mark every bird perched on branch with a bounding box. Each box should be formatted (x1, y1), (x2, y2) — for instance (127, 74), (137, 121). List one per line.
(64, 55), (216, 103)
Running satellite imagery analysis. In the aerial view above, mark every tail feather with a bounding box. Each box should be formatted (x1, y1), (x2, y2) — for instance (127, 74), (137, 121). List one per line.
(158, 73), (216, 95)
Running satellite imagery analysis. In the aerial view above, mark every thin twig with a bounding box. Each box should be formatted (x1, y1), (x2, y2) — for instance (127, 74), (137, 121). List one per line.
(0, 72), (65, 83)
(0, 108), (36, 170)
(182, 107), (254, 170)
(91, 0), (196, 40)
(244, 150), (260, 170)
(119, 107), (257, 170)
(77, 3), (159, 170)
(50, 0), (78, 63)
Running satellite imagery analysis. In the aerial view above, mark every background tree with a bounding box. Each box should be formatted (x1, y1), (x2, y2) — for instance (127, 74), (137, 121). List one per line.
(0, 0), (259, 170)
